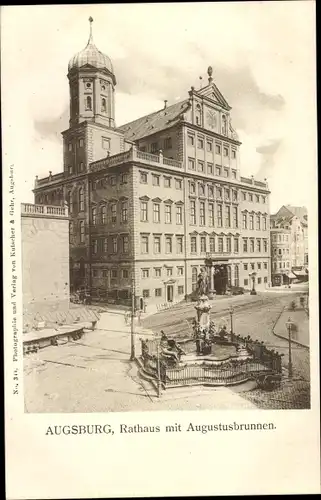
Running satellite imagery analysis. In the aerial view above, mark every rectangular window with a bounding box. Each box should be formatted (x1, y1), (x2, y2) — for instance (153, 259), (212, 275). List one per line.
(80, 221), (85, 243)
(242, 192), (246, 201)
(155, 288), (162, 297)
(215, 144), (221, 154)
(165, 204), (172, 223)
(140, 201), (148, 222)
(263, 240), (268, 253)
(175, 178), (182, 190)
(190, 200), (196, 225)
(231, 150), (236, 159)
(142, 269), (150, 278)
(103, 238), (108, 253)
(165, 236), (172, 253)
(200, 237), (206, 253)
(249, 193), (253, 202)
(111, 269), (117, 279)
(207, 141), (213, 152)
(258, 277), (262, 284)
(191, 236), (197, 253)
(190, 182), (196, 194)
(166, 268), (173, 276)
(208, 185), (214, 198)
(209, 237), (215, 253)
(226, 237), (231, 253)
(122, 269), (129, 279)
(233, 190), (238, 202)
(197, 138), (204, 149)
(264, 277), (268, 283)
(110, 176), (116, 186)
(92, 239), (98, 254)
(177, 267), (184, 276)
(244, 279), (249, 286)
(216, 186), (222, 198)
(151, 142), (158, 153)
(200, 202), (205, 226)
(141, 235), (149, 254)
(243, 238), (248, 252)
(233, 207), (238, 228)
(102, 270), (108, 278)
(225, 188), (230, 201)
(207, 163), (213, 175)
(111, 203), (117, 223)
(176, 236), (183, 254)
(244, 264), (248, 271)
(68, 165), (73, 175)
(209, 203), (214, 226)
(257, 239), (261, 253)
(68, 143), (72, 152)
(223, 147), (229, 157)
(79, 162), (84, 172)
(256, 215), (261, 230)
(122, 236), (129, 253)
(256, 195), (260, 203)
(92, 269), (98, 278)
(199, 184), (205, 196)
(111, 237), (117, 254)
(232, 170), (236, 179)
(250, 239), (254, 253)
(154, 268), (161, 277)
(251, 263), (255, 270)
(257, 263), (261, 270)
(224, 168), (229, 177)
(152, 174), (160, 186)
(188, 158), (196, 170)
(154, 236), (161, 254)
(164, 137), (172, 149)
(102, 137), (110, 150)
(178, 286), (184, 295)
(142, 289), (150, 298)
(264, 262), (268, 270)
(121, 202), (128, 223)
(153, 203), (160, 223)
(140, 172), (148, 184)
(218, 237), (224, 253)
(217, 204), (223, 227)
(215, 166), (221, 176)
(187, 135), (194, 146)
(249, 214), (254, 230)
(176, 205), (183, 224)
(234, 238), (239, 253)
(164, 176), (171, 188)
(225, 205), (231, 227)
(198, 160), (205, 172)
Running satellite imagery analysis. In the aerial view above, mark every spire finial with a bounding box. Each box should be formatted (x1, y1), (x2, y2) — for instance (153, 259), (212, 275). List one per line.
(208, 66), (213, 84)
(88, 16), (94, 44)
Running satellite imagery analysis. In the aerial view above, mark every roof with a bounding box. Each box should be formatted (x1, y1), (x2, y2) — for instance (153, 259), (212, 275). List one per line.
(117, 99), (191, 142)
(275, 205), (308, 225)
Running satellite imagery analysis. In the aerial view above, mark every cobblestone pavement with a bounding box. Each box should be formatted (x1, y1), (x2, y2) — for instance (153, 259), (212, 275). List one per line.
(24, 291), (309, 413)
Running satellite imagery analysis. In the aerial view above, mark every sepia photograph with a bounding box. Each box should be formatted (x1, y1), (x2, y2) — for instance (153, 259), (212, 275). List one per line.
(12, 4), (313, 414)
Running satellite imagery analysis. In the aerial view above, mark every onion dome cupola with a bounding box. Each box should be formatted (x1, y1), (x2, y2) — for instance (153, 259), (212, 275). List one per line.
(68, 17), (116, 128)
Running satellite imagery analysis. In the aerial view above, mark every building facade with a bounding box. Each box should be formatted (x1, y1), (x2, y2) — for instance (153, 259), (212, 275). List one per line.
(270, 205), (308, 286)
(33, 19), (271, 310)
(21, 203), (70, 313)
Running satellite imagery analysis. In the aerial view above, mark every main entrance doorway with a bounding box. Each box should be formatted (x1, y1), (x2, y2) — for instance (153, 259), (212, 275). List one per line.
(213, 265), (228, 295)
(167, 285), (174, 302)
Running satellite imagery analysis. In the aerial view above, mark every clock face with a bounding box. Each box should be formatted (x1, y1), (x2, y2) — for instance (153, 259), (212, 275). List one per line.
(206, 110), (217, 129)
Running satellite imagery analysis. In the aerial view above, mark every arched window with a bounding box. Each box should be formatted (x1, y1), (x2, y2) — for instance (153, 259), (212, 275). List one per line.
(195, 104), (202, 126)
(101, 97), (107, 113)
(79, 188), (84, 212)
(234, 265), (239, 287)
(86, 96), (92, 111)
(222, 115), (227, 136)
(68, 191), (73, 214)
(100, 205), (107, 224)
(192, 266), (198, 291)
(92, 207), (97, 225)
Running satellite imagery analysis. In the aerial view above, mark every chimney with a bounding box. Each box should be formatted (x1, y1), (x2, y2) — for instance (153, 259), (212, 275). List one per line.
(164, 100), (168, 109)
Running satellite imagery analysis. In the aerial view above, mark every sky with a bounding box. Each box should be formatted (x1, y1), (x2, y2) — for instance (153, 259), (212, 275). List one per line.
(2, 2), (317, 213)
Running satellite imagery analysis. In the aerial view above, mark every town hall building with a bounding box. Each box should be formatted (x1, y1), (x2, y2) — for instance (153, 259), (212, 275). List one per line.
(33, 18), (271, 309)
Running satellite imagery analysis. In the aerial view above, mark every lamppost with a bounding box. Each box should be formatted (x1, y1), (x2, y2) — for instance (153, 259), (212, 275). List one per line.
(249, 272), (257, 295)
(130, 273), (136, 361)
(229, 306), (234, 335)
(285, 316), (293, 378)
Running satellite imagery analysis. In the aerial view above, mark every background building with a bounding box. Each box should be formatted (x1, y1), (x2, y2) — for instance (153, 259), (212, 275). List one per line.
(33, 19), (271, 310)
(21, 203), (70, 314)
(270, 205), (308, 286)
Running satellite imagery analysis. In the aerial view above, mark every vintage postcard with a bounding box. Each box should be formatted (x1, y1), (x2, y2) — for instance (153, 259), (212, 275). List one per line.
(3, 2), (320, 498)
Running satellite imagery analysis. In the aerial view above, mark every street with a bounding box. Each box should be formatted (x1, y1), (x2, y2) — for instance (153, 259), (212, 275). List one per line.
(24, 289), (310, 412)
